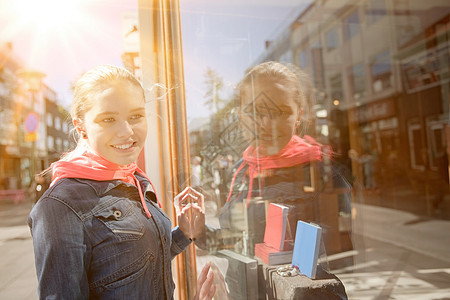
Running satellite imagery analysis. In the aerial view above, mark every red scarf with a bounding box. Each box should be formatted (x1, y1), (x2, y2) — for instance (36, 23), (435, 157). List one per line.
(51, 150), (160, 218)
(226, 135), (325, 206)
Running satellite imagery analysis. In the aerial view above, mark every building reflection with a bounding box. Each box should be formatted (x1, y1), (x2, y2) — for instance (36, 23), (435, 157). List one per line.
(190, 1), (450, 221)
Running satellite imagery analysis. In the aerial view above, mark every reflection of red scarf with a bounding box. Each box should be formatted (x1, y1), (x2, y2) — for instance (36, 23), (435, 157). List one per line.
(226, 135), (324, 206)
(51, 151), (160, 218)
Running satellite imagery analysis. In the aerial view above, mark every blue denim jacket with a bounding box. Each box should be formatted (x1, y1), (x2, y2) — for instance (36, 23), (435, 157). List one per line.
(28, 173), (191, 299)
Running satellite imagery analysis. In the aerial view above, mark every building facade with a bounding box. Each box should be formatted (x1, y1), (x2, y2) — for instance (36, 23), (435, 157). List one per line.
(254, 0), (450, 218)
(0, 42), (73, 191)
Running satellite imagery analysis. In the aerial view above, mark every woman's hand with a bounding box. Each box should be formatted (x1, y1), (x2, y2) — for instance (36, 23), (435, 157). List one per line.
(194, 263), (216, 300)
(174, 187), (205, 240)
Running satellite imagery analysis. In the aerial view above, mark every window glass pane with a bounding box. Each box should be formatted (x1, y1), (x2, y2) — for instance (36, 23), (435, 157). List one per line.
(345, 11), (360, 39)
(366, 0), (386, 25)
(299, 50), (308, 68)
(371, 49), (392, 93)
(350, 62), (366, 100)
(181, 1), (450, 299)
(47, 112), (53, 127)
(325, 27), (339, 50)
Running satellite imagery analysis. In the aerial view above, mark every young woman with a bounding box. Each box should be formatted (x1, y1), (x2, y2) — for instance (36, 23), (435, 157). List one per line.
(28, 65), (215, 299)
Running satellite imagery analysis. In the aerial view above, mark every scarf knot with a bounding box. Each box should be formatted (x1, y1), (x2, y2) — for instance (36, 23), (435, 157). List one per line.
(51, 150), (161, 218)
(227, 135), (326, 206)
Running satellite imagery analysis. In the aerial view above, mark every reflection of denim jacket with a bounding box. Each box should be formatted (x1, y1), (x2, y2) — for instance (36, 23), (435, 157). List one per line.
(197, 159), (353, 256)
(28, 174), (191, 299)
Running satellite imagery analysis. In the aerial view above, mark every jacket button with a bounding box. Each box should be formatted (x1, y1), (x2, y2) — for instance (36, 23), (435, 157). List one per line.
(113, 210), (122, 218)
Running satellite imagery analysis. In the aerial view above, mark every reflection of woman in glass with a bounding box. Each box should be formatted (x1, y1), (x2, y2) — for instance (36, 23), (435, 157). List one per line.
(221, 61), (332, 250)
(200, 61), (352, 261)
(196, 61), (350, 298)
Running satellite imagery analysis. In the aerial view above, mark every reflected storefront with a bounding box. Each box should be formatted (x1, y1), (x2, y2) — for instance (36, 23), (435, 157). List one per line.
(168, 0), (450, 298)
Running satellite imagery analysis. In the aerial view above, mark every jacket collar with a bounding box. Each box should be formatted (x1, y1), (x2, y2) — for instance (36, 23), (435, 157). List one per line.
(73, 172), (156, 200)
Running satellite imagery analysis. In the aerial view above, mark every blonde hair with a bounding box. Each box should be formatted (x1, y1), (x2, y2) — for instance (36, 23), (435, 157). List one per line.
(71, 64), (144, 124)
(238, 61), (315, 135)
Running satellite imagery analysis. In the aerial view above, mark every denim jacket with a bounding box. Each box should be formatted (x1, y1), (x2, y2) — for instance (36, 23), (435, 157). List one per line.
(28, 173), (191, 299)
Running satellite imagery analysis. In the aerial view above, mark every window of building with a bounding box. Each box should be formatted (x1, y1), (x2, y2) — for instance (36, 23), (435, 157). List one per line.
(47, 135), (54, 150)
(279, 50), (292, 63)
(366, 0), (386, 25)
(345, 10), (360, 40)
(55, 116), (61, 131)
(56, 137), (62, 152)
(311, 42), (325, 89)
(349, 62), (366, 100)
(427, 117), (446, 171)
(298, 50), (308, 68)
(63, 139), (69, 151)
(47, 112), (53, 127)
(62, 121), (68, 133)
(371, 49), (393, 93)
(408, 119), (426, 171)
(0, 81), (9, 97)
(325, 27), (339, 50)
(329, 73), (344, 104)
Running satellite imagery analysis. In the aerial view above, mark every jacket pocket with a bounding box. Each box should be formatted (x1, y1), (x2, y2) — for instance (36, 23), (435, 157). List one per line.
(93, 199), (145, 241)
(90, 250), (154, 292)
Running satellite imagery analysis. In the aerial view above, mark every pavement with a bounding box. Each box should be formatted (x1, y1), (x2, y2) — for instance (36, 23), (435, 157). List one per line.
(0, 202), (38, 300)
(0, 200), (449, 299)
(324, 202), (450, 299)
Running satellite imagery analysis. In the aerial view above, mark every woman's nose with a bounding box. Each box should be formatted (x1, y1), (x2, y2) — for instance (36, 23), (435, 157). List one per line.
(116, 121), (133, 137)
(258, 114), (273, 130)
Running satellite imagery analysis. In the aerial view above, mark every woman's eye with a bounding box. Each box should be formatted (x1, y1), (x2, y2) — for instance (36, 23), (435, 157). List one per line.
(131, 114), (144, 120)
(102, 118), (115, 123)
(279, 111), (293, 118)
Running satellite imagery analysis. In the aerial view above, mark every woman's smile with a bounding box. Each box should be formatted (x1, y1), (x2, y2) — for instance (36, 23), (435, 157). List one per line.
(111, 141), (136, 151)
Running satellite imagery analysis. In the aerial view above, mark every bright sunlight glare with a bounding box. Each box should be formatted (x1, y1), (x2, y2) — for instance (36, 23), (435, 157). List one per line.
(12, 0), (85, 30)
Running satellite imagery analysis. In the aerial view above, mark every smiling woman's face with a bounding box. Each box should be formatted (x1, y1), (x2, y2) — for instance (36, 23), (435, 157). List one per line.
(79, 81), (147, 166)
(239, 76), (300, 155)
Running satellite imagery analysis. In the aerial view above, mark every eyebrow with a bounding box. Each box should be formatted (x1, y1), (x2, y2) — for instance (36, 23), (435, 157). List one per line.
(96, 108), (145, 116)
(277, 106), (294, 110)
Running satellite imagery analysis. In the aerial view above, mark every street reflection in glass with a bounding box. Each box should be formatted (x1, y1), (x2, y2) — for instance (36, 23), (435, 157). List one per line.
(183, 1), (450, 299)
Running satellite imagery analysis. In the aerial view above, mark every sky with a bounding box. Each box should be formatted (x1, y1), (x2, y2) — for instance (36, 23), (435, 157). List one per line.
(0, 0), (310, 120)
(0, 0), (138, 107)
(180, 0), (311, 121)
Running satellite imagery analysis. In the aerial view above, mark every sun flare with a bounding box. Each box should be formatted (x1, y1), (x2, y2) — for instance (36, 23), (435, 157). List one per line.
(1, 0), (103, 70)
(12, 0), (85, 30)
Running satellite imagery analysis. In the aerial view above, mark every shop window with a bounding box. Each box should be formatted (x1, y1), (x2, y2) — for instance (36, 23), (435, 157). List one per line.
(345, 10), (360, 40)
(371, 49), (392, 93)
